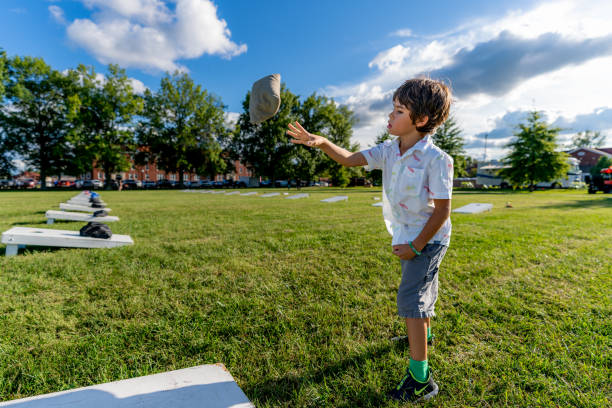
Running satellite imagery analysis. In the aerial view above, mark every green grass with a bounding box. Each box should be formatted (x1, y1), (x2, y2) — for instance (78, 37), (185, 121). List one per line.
(0, 188), (610, 407)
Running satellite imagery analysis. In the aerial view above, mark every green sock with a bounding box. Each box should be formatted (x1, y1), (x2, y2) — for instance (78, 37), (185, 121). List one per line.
(427, 326), (432, 342)
(409, 359), (429, 383)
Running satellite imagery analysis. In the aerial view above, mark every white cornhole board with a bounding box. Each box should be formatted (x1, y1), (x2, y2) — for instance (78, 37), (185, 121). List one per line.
(211, 191), (226, 194)
(372, 202), (383, 207)
(286, 193), (308, 200)
(321, 196), (348, 203)
(60, 203), (111, 213)
(260, 193), (280, 198)
(199, 190), (214, 194)
(452, 203), (493, 214)
(46, 210), (119, 224)
(67, 198), (106, 206)
(2, 227), (132, 257)
(225, 191), (240, 195)
(0, 364), (254, 408)
(240, 192), (258, 196)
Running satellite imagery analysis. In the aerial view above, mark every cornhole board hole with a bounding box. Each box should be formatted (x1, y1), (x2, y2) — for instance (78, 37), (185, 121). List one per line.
(260, 193), (280, 198)
(2, 227), (132, 257)
(321, 196), (348, 203)
(225, 191), (240, 195)
(452, 203), (493, 214)
(0, 364), (254, 408)
(240, 192), (258, 196)
(60, 203), (112, 213)
(45, 210), (119, 225)
(286, 193), (308, 200)
(372, 202), (383, 207)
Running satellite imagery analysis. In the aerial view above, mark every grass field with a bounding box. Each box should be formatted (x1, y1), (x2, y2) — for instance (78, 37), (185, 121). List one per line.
(0, 188), (610, 407)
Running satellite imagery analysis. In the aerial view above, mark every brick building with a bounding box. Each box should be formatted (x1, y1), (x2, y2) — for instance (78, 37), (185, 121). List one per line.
(567, 147), (612, 177)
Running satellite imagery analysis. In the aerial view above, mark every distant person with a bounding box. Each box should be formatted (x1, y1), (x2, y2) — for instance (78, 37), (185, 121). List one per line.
(287, 78), (453, 403)
(115, 174), (122, 191)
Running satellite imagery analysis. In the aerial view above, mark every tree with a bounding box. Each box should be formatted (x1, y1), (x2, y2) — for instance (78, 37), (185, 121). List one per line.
(137, 72), (227, 186)
(0, 48), (7, 98)
(590, 156), (612, 178)
(432, 115), (467, 177)
(0, 137), (15, 178)
(74, 64), (143, 188)
(0, 56), (81, 189)
(569, 130), (606, 149)
(228, 84), (300, 182)
(499, 111), (569, 190)
(368, 129), (392, 186)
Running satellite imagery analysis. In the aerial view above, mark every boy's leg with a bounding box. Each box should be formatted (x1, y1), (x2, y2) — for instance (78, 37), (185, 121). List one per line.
(405, 317), (428, 360)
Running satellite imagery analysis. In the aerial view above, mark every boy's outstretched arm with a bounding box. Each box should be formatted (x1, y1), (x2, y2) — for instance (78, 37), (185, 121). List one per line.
(287, 121), (366, 167)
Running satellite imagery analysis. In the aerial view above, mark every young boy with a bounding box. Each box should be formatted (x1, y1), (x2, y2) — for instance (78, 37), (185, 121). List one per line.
(286, 78), (453, 402)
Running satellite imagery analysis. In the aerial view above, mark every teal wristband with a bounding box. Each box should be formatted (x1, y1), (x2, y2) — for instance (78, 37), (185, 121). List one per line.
(408, 241), (421, 256)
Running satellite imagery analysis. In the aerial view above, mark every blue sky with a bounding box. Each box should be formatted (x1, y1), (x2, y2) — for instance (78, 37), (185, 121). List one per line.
(2, 0), (612, 160)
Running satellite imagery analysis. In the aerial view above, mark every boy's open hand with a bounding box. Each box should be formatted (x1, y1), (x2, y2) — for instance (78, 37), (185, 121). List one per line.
(287, 122), (326, 148)
(392, 244), (417, 261)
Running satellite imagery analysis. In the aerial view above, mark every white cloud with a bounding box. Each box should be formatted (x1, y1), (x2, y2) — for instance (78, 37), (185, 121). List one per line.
(391, 28), (413, 37)
(49, 5), (66, 25)
(322, 0), (612, 157)
(65, 0), (246, 72)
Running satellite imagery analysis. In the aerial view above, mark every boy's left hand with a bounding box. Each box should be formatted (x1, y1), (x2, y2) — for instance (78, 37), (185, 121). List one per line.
(392, 244), (417, 260)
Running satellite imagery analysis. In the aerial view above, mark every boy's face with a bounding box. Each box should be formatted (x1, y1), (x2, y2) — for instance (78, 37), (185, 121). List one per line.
(388, 98), (425, 137)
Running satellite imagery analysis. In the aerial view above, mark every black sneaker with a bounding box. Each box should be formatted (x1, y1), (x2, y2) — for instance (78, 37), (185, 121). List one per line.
(389, 368), (439, 402)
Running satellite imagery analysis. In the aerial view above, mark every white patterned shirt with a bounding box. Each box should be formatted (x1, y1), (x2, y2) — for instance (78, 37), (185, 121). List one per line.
(361, 135), (453, 247)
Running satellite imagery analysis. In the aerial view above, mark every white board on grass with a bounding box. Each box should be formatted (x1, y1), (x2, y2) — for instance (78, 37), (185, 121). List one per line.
(0, 364), (254, 408)
(199, 190), (214, 194)
(452, 203), (493, 214)
(286, 193), (308, 200)
(225, 191), (240, 195)
(372, 202), (383, 207)
(1, 227), (132, 257)
(321, 196), (348, 203)
(240, 192), (258, 196)
(46, 210), (119, 224)
(67, 199), (106, 206)
(60, 203), (111, 213)
(260, 193), (280, 198)
(210, 191), (226, 194)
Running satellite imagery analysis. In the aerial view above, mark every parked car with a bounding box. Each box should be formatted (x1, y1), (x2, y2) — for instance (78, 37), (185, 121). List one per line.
(58, 179), (75, 188)
(258, 180), (272, 188)
(0, 179), (13, 189)
(156, 179), (177, 189)
(212, 180), (226, 188)
(121, 179), (140, 190)
(82, 179), (99, 190)
(74, 179), (84, 189)
(142, 180), (157, 189)
(19, 178), (37, 189)
(274, 180), (288, 188)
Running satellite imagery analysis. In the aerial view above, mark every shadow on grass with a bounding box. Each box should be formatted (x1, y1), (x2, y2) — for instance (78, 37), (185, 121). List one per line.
(244, 341), (410, 407)
(11, 221), (49, 226)
(536, 197), (612, 210)
(0, 246), (66, 257)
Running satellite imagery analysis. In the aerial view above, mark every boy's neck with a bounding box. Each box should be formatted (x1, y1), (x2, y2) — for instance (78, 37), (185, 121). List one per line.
(398, 132), (426, 155)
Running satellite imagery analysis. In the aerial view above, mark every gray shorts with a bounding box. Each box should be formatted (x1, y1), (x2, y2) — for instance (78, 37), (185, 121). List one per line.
(397, 244), (448, 319)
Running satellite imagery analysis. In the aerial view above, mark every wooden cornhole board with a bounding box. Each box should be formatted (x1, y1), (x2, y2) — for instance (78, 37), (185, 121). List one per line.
(67, 198), (106, 206)
(60, 203), (112, 213)
(45, 210), (119, 224)
(1, 227), (132, 257)
(286, 193), (308, 200)
(452, 203), (493, 214)
(321, 196), (348, 203)
(260, 193), (280, 198)
(0, 364), (254, 408)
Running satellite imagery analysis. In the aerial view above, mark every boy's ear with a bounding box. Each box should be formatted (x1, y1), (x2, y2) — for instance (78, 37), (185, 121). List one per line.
(415, 115), (429, 128)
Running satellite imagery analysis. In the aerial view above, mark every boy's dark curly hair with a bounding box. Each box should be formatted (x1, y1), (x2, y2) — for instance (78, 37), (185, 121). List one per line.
(393, 78), (452, 134)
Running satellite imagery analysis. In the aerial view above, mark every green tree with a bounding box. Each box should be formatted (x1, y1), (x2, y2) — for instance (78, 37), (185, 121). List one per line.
(137, 72), (227, 186)
(0, 138), (15, 178)
(74, 64), (143, 188)
(228, 84), (300, 182)
(432, 115), (467, 177)
(0, 56), (81, 189)
(0, 48), (7, 98)
(590, 156), (612, 178)
(499, 111), (569, 190)
(368, 129), (392, 186)
(569, 130), (606, 149)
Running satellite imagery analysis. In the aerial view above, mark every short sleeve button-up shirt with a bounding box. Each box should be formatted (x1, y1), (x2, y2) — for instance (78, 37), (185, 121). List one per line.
(361, 135), (453, 247)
